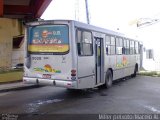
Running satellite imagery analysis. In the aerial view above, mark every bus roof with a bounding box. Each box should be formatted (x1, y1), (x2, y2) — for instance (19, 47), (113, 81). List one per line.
(26, 19), (140, 42)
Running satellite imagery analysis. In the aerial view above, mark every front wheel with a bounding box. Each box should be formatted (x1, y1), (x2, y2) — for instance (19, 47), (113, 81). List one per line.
(105, 70), (113, 88)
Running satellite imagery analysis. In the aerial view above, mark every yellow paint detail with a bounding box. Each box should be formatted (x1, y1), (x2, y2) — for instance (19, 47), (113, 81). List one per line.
(28, 44), (69, 53)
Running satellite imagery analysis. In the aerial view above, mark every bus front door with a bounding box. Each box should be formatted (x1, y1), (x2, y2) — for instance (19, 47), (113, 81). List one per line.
(95, 37), (104, 85)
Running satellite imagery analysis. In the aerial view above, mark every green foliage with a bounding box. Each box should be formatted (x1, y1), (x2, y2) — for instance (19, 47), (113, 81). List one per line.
(0, 69), (23, 74)
(0, 70), (23, 83)
(139, 71), (160, 77)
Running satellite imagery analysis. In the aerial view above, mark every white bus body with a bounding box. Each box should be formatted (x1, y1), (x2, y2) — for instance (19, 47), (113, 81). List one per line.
(23, 20), (140, 89)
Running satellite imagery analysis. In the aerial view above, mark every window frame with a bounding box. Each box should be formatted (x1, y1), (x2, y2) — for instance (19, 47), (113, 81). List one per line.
(129, 40), (135, 55)
(105, 35), (116, 55)
(76, 29), (93, 56)
(135, 41), (139, 54)
(123, 38), (130, 55)
(116, 37), (123, 55)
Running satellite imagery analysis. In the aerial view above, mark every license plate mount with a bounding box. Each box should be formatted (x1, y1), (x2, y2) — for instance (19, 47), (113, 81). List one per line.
(42, 74), (51, 79)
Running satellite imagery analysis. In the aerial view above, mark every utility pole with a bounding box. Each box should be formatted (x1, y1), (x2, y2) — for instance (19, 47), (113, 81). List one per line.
(85, 0), (90, 24)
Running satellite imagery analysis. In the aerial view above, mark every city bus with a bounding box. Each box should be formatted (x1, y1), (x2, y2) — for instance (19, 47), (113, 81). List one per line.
(23, 20), (141, 89)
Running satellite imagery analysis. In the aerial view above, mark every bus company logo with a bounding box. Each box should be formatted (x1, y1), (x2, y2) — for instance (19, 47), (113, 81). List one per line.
(34, 64), (61, 73)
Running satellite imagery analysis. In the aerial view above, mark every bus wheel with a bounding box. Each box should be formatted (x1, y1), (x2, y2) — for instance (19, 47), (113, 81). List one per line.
(105, 70), (113, 88)
(131, 65), (138, 78)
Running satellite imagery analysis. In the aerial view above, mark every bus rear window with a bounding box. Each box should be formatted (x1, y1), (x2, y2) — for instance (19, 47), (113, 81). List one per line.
(28, 25), (69, 54)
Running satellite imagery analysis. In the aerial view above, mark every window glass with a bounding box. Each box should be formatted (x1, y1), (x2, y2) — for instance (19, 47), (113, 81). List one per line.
(106, 35), (115, 55)
(118, 38), (123, 46)
(126, 39), (130, 54)
(107, 46), (111, 54)
(116, 37), (123, 54)
(124, 39), (130, 55)
(111, 46), (116, 54)
(126, 40), (129, 47)
(82, 44), (92, 55)
(77, 30), (81, 43)
(83, 32), (92, 43)
(77, 30), (81, 55)
(135, 42), (139, 54)
(77, 30), (93, 56)
(106, 36), (110, 45)
(124, 39), (126, 47)
(130, 40), (135, 54)
(111, 37), (115, 45)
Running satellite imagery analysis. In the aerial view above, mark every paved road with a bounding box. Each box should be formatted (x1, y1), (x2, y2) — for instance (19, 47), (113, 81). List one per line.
(0, 75), (160, 119)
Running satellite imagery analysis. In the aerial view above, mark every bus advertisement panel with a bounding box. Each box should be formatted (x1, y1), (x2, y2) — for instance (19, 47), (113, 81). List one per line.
(28, 25), (69, 53)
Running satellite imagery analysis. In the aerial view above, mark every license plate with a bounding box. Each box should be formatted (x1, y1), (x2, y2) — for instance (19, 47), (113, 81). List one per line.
(42, 74), (51, 79)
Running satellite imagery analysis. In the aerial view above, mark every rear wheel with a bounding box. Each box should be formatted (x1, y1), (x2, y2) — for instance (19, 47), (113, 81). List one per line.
(105, 70), (113, 88)
(131, 64), (138, 77)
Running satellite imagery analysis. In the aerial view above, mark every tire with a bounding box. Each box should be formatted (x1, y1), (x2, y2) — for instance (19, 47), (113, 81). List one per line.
(131, 65), (138, 78)
(105, 70), (113, 88)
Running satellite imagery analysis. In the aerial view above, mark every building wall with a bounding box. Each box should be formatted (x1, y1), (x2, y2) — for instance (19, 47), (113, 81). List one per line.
(129, 21), (160, 72)
(12, 42), (24, 67)
(0, 18), (24, 71)
(143, 47), (160, 71)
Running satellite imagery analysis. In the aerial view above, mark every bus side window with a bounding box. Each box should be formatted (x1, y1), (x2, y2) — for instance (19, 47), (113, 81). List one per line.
(77, 30), (82, 55)
(122, 47), (125, 54)
(123, 39), (126, 54)
(106, 35), (110, 55)
(110, 36), (116, 55)
(126, 39), (130, 55)
(130, 40), (134, 54)
(105, 35), (115, 55)
(82, 31), (93, 55)
(135, 41), (139, 54)
(116, 37), (123, 55)
(77, 30), (93, 56)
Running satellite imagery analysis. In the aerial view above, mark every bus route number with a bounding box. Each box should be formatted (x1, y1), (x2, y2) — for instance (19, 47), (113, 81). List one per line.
(32, 57), (41, 60)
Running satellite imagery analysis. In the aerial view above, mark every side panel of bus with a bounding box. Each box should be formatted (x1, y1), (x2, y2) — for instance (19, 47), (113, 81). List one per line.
(76, 29), (107, 89)
(76, 28), (96, 89)
(105, 35), (140, 80)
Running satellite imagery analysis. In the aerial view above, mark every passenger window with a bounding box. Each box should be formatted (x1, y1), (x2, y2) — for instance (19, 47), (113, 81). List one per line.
(106, 36), (110, 55)
(135, 41), (139, 54)
(77, 30), (93, 56)
(77, 30), (82, 55)
(130, 40), (135, 54)
(110, 36), (116, 55)
(105, 35), (115, 55)
(124, 39), (130, 55)
(116, 37), (123, 54)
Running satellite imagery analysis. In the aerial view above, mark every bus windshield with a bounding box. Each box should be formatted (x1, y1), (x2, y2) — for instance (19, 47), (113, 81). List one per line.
(28, 25), (69, 54)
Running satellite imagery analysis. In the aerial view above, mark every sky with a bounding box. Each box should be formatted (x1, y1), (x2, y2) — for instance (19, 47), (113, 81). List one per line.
(41, 0), (160, 49)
